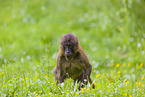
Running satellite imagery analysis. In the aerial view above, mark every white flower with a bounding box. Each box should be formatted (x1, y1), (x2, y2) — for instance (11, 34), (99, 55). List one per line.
(142, 51), (144, 55)
(4, 59), (7, 63)
(23, 17), (27, 23)
(27, 55), (30, 60)
(41, 5), (45, 10)
(137, 43), (141, 48)
(61, 83), (64, 87)
(21, 58), (24, 63)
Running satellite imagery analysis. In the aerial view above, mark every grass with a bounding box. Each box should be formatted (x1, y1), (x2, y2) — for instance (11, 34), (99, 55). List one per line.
(0, 0), (145, 96)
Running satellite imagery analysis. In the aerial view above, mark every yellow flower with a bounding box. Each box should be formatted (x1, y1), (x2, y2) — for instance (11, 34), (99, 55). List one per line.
(96, 74), (100, 78)
(108, 90), (110, 92)
(36, 96), (39, 97)
(140, 63), (143, 67)
(86, 88), (90, 91)
(129, 95), (132, 97)
(48, 93), (51, 95)
(2, 72), (4, 74)
(126, 81), (129, 84)
(81, 91), (84, 93)
(125, 81), (129, 86)
(94, 82), (96, 85)
(135, 82), (139, 85)
(25, 77), (28, 80)
(81, 88), (84, 91)
(33, 92), (36, 95)
(116, 64), (120, 68)
(75, 93), (79, 95)
(22, 79), (24, 81)
(138, 63), (143, 69)
(136, 82), (141, 86)
(123, 63), (126, 67)
(128, 62), (131, 67)
(118, 71), (121, 73)
(124, 94), (127, 96)
(118, 74), (121, 78)
(139, 89), (142, 91)
(111, 63), (114, 67)
(142, 84), (144, 87)
(141, 76), (144, 80)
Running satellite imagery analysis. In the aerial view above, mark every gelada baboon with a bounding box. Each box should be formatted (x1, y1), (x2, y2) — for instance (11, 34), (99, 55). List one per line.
(54, 33), (95, 89)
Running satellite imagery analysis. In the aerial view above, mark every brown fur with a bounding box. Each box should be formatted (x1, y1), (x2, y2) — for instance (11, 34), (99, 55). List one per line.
(54, 33), (95, 89)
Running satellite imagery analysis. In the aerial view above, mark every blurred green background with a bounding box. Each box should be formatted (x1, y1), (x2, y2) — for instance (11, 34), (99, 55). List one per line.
(0, 0), (145, 66)
(0, 0), (145, 96)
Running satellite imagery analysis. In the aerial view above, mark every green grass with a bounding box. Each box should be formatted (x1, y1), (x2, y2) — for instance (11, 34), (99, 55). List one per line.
(0, 0), (145, 96)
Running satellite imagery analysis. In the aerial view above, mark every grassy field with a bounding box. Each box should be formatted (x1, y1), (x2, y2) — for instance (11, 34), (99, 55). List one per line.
(0, 0), (145, 96)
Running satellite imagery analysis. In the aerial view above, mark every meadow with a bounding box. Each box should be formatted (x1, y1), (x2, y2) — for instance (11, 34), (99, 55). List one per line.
(0, 0), (145, 96)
